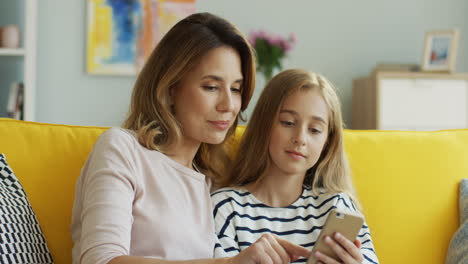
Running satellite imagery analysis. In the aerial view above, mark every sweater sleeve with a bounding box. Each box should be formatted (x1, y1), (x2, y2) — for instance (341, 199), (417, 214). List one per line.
(335, 194), (379, 264)
(211, 191), (241, 258)
(74, 128), (137, 264)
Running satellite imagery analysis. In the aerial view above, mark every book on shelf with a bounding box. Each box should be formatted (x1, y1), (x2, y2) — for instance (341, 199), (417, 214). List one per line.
(6, 82), (24, 120)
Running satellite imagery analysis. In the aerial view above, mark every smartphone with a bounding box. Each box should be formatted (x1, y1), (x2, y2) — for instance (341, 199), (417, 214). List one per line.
(307, 209), (364, 264)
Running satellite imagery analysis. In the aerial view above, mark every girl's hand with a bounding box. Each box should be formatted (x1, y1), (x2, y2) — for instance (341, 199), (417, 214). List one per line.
(313, 232), (363, 264)
(230, 233), (311, 264)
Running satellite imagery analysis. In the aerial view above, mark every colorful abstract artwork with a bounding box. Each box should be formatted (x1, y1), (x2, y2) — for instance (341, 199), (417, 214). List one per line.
(87, 0), (196, 75)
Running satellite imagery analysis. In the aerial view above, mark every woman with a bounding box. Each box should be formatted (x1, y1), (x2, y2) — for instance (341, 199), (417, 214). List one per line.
(71, 13), (309, 264)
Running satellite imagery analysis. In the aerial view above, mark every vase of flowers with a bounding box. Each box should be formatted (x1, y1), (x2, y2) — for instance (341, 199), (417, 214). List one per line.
(248, 30), (296, 81)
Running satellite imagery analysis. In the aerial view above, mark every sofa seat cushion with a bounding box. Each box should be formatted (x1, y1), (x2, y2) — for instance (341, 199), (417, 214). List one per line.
(0, 154), (53, 263)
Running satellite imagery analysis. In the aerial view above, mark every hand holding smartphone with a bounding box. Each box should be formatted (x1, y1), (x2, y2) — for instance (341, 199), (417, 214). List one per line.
(307, 209), (364, 264)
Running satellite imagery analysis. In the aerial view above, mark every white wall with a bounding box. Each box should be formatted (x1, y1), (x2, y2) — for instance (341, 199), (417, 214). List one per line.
(36, 0), (468, 126)
(36, 1), (133, 126)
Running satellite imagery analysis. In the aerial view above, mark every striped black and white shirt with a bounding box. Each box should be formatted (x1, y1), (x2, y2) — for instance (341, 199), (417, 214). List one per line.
(211, 186), (379, 263)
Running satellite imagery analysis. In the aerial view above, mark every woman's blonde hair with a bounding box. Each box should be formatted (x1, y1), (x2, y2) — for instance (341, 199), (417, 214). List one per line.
(227, 69), (361, 209)
(123, 13), (256, 182)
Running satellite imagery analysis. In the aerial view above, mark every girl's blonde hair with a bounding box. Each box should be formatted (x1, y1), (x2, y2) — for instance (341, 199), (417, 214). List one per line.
(122, 13), (256, 182)
(227, 69), (361, 209)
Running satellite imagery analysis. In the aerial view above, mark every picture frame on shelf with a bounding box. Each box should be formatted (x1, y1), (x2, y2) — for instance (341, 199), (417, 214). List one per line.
(421, 29), (459, 73)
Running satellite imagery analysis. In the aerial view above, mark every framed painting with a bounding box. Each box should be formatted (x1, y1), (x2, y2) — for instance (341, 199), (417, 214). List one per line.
(86, 0), (196, 75)
(421, 29), (459, 73)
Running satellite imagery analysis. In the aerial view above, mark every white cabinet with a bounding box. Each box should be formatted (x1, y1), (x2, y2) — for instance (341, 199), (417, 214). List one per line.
(352, 71), (468, 130)
(0, 0), (37, 121)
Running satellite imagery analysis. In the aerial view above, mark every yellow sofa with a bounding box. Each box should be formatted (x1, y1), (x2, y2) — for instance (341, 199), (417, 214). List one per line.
(0, 118), (466, 263)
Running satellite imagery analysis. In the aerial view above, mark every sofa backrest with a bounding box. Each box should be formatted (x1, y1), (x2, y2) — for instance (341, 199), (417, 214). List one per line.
(1, 118), (467, 264)
(0, 119), (107, 264)
(346, 129), (467, 264)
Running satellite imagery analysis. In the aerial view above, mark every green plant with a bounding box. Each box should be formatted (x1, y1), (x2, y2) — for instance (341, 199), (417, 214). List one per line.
(249, 30), (296, 80)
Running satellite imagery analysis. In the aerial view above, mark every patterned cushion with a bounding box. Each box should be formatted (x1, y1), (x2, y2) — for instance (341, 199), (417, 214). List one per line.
(446, 179), (468, 264)
(0, 154), (54, 263)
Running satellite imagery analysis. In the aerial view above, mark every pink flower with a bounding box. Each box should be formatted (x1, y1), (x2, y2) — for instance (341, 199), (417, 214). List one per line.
(247, 29), (297, 79)
(282, 40), (292, 52)
(257, 30), (266, 38)
(289, 32), (297, 45)
(248, 30), (296, 53)
(267, 35), (280, 46)
(248, 34), (256, 46)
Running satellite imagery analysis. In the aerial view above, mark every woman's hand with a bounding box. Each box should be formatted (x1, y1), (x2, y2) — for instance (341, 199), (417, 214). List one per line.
(229, 233), (310, 264)
(313, 232), (363, 264)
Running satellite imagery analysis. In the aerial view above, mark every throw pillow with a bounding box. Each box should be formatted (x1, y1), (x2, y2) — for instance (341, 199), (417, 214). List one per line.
(446, 179), (468, 264)
(0, 154), (54, 263)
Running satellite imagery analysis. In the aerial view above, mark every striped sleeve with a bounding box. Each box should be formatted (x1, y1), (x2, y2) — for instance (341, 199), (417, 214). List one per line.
(212, 191), (241, 258)
(336, 194), (379, 264)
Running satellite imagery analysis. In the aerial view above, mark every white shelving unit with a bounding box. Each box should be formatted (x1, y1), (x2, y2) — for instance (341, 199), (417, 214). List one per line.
(0, 0), (37, 121)
(0, 48), (26, 56)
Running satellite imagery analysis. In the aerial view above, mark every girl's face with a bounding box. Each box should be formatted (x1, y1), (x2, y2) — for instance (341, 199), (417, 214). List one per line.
(172, 46), (243, 145)
(268, 89), (329, 177)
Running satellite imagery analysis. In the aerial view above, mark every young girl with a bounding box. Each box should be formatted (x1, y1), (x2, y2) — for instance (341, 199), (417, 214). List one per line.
(212, 69), (379, 263)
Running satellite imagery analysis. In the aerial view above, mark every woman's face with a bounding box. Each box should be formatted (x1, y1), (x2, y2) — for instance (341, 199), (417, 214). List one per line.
(172, 46), (243, 145)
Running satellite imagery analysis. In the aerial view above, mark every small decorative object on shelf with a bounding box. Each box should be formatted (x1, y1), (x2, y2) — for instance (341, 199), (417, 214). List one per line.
(6, 82), (24, 120)
(421, 29), (459, 73)
(0, 25), (20, 48)
(248, 30), (296, 81)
